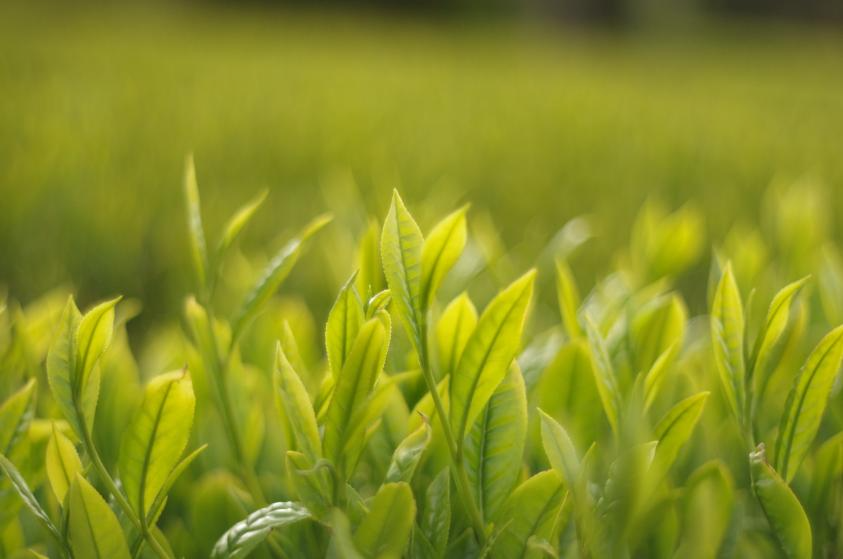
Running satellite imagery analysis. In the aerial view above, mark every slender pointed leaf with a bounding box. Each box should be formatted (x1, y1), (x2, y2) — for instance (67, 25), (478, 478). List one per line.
(555, 259), (582, 339)
(0, 453), (64, 546)
(710, 263), (746, 423)
(435, 293), (477, 379)
(539, 410), (580, 486)
(651, 392), (709, 483)
(583, 317), (620, 435)
(419, 469), (450, 559)
(184, 154), (208, 290)
(420, 206), (468, 309)
(327, 273), (365, 378)
(0, 378), (36, 455)
(274, 343), (322, 462)
(216, 189), (268, 261)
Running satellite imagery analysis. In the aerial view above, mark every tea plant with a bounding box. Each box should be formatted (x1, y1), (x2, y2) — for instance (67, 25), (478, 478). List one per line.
(0, 161), (842, 558)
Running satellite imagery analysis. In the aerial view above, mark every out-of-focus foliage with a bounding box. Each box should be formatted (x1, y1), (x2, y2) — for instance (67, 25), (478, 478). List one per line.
(0, 160), (842, 557)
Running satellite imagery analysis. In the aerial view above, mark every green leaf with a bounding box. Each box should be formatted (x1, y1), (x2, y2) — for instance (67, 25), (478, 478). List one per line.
(650, 392), (709, 484)
(450, 270), (535, 446)
(211, 501), (312, 559)
(0, 453), (64, 547)
(539, 410), (580, 487)
(710, 263), (746, 424)
(356, 218), (383, 297)
(216, 189), (268, 262)
(353, 482), (416, 559)
(750, 446), (812, 559)
(323, 316), (390, 476)
(674, 460), (734, 559)
(75, 297), (120, 390)
(145, 444), (207, 524)
(274, 343), (322, 462)
(327, 273), (365, 378)
(775, 324), (843, 482)
(630, 293), (686, 374)
(46, 297), (84, 437)
(68, 474), (131, 559)
(642, 344), (678, 411)
(184, 154), (208, 291)
(583, 316), (621, 435)
(118, 369), (195, 517)
(329, 509), (365, 559)
(232, 213), (332, 339)
(465, 365), (527, 522)
(380, 190), (425, 354)
(435, 293), (478, 380)
(419, 469), (450, 559)
(45, 424), (82, 504)
(385, 422), (431, 484)
(491, 470), (565, 559)
(420, 205), (468, 310)
(0, 378), (36, 455)
(285, 451), (331, 519)
(555, 259), (582, 339)
(750, 277), (809, 388)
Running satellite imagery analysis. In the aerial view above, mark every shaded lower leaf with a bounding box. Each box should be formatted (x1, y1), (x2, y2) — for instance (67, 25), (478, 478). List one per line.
(353, 482), (416, 559)
(68, 474), (131, 559)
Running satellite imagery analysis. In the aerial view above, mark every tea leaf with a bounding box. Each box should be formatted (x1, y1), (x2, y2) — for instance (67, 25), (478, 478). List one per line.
(710, 263), (746, 424)
(233, 213), (332, 339)
(323, 316), (390, 473)
(539, 410), (580, 486)
(651, 392), (709, 483)
(327, 273), (364, 378)
(216, 189), (268, 262)
(450, 270), (535, 445)
(184, 154), (208, 290)
(465, 365), (527, 522)
(584, 316), (621, 435)
(274, 343), (322, 462)
(381, 190), (425, 353)
(211, 501), (312, 559)
(435, 293), (478, 380)
(419, 469), (450, 558)
(751, 447), (812, 559)
(775, 324), (843, 482)
(353, 482), (416, 559)
(76, 297), (120, 389)
(555, 258), (582, 339)
(0, 378), (36, 455)
(0, 453), (64, 547)
(119, 369), (195, 517)
(68, 474), (131, 559)
(674, 460), (734, 559)
(146, 444), (208, 524)
(491, 470), (565, 559)
(420, 205), (468, 310)
(45, 424), (82, 504)
(385, 422), (431, 484)
(642, 344), (678, 411)
(46, 297), (84, 437)
(286, 451), (331, 518)
(751, 276), (809, 388)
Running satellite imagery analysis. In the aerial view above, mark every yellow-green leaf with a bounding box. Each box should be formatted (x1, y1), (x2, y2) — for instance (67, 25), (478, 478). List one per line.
(420, 205), (468, 310)
(353, 482), (416, 559)
(380, 190), (425, 354)
(435, 293), (477, 380)
(385, 422), (430, 484)
(555, 258), (582, 339)
(650, 392), (709, 484)
(216, 189), (268, 262)
(584, 316), (621, 435)
(184, 154), (208, 291)
(45, 425), (82, 504)
(539, 410), (580, 487)
(68, 474), (131, 559)
(710, 263), (746, 424)
(119, 369), (195, 517)
(0, 378), (36, 456)
(326, 273), (364, 378)
(274, 343), (321, 462)
(775, 324), (843, 482)
(46, 297), (84, 437)
(450, 270), (535, 446)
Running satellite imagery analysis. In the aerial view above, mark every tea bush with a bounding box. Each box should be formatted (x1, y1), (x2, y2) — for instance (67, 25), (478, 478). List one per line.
(0, 159), (842, 558)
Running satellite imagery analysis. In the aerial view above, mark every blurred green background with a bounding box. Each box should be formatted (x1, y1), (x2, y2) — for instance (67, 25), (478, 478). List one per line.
(2, 1), (843, 330)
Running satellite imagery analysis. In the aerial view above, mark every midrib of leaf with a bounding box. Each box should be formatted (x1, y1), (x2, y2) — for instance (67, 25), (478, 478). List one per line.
(421, 216), (462, 306)
(456, 291), (525, 442)
(139, 380), (176, 516)
(77, 310), (109, 390)
(778, 328), (843, 477)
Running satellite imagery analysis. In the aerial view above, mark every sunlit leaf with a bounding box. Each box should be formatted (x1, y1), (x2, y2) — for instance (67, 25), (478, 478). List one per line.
(435, 293), (478, 380)
(353, 482), (416, 559)
(385, 422), (430, 484)
(45, 424), (82, 504)
(184, 154), (208, 291)
(555, 258), (582, 339)
(68, 474), (131, 559)
(420, 205), (468, 309)
(327, 273), (365, 379)
(274, 343), (322, 463)
(583, 316), (621, 435)
(710, 263), (746, 424)
(0, 378), (36, 455)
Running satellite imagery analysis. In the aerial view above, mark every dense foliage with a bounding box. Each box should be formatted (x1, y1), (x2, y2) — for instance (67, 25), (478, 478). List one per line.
(1, 159), (842, 558)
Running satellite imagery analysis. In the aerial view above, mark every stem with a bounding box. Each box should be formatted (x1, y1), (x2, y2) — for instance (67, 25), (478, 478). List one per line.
(417, 332), (487, 545)
(76, 407), (173, 559)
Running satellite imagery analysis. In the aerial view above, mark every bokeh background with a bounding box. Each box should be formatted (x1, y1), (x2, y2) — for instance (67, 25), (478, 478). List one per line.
(2, 0), (843, 333)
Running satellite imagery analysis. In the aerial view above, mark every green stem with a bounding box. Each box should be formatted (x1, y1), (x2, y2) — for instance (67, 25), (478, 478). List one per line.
(417, 332), (487, 546)
(76, 408), (173, 559)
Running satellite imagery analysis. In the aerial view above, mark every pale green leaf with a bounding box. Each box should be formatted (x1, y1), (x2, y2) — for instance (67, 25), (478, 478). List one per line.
(435, 293), (477, 379)
(353, 482), (416, 559)
(232, 213), (332, 339)
(420, 205), (468, 310)
(775, 324), (843, 482)
(450, 270), (535, 446)
(216, 189), (268, 261)
(145, 444), (207, 525)
(385, 422), (430, 484)
(491, 470), (565, 559)
(46, 297), (84, 437)
(45, 424), (82, 504)
(0, 378), (36, 455)
(327, 273), (365, 378)
(674, 460), (734, 559)
(465, 365), (527, 522)
(323, 316), (390, 475)
(583, 316), (621, 435)
(380, 190), (425, 354)
(76, 297), (120, 389)
(650, 392), (709, 484)
(710, 263), (746, 423)
(119, 369), (195, 517)
(555, 259), (582, 339)
(274, 343), (322, 462)
(539, 410), (580, 487)
(642, 344), (678, 411)
(68, 474), (131, 559)
(630, 293), (686, 374)
(184, 154), (208, 290)
(750, 447), (812, 559)
(211, 501), (312, 559)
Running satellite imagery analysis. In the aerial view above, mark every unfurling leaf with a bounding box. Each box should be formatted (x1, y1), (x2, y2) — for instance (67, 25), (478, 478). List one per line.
(211, 501), (312, 559)
(385, 422), (431, 484)
(274, 343), (322, 462)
